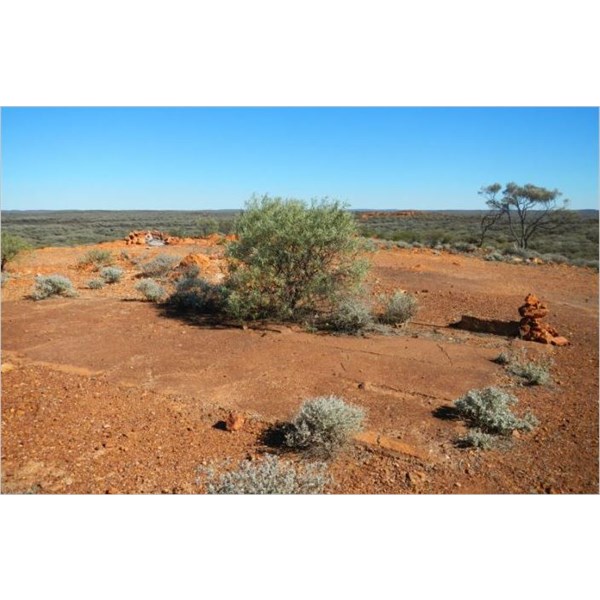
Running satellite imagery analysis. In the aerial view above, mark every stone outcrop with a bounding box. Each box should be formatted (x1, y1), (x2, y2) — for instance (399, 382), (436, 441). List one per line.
(125, 230), (180, 245)
(518, 294), (569, 346)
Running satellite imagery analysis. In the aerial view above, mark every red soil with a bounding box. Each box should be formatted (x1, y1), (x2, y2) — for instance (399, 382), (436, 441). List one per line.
(1, 241), (598, 494)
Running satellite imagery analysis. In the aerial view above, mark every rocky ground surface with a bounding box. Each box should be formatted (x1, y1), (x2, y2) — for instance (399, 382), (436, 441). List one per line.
(1, 239), (598, 494)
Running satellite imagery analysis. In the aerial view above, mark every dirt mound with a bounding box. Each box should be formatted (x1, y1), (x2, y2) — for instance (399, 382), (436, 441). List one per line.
(518, 293), (569, 346)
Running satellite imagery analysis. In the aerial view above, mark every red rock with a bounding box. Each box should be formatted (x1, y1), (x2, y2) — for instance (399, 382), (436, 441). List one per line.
(225, 412), (244, 432)
(551, 336), (570, 347)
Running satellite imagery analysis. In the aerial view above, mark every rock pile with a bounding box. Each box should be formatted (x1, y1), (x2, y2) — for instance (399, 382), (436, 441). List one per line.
(125, 230), (180, 245)
(518, 293), (569, 346)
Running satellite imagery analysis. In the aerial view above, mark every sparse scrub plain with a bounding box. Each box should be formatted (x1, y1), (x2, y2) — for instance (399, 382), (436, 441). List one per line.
(284, 395), (366, 458)
(199, 454), (331, 494)
(31, 275), (78, 300)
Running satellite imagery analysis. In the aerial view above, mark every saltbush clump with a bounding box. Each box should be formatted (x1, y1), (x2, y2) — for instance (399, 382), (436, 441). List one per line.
(168, 272), (229, 314)
(138, 254), (179, 278)
(378, 291), (418, 325)
(454, 387), (538, 436)
(88, 278), (105, 289)
(508, 360), (552, 386)
(200, 454), (331, 494)
(135, 278), (167, 302)
(456, 429), (498, 450)
(78, 249), (114, 269)
(100, 266), (123, 284)
(326, 297), (374, 334)
(284, 395), (366, 458)
(31, 275), (78, 300)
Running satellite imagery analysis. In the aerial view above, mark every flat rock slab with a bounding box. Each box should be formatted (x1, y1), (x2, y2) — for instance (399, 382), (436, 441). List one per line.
(354, 431), (433, 462)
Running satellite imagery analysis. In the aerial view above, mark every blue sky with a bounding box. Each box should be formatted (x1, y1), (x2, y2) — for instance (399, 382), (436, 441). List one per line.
(1, 107), (598, 210)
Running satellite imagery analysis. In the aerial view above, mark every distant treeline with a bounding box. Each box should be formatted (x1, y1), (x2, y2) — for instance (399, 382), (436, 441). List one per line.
(1, 209), (598, 261)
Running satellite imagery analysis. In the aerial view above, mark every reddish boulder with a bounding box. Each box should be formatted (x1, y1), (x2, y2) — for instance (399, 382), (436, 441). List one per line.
(225, 412), (245, 432)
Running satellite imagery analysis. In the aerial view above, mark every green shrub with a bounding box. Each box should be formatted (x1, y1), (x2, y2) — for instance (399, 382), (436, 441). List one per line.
(78, 249), (114, 269)
(31, 275), (77, 300)
(225, 195), (368, 321)
(1, 234), (30, 270)
(88, 279), (105, 289)
(200, 454), (330, 494)
(284, 395), (366, 458)
(454, 387), (538, 436)
(326, 297), (374, 334)
(135, 278), (167, 302)
(168, 272), (229, 313)
(100, 266), (123, 283)
(138, 254), (179, 278)
(378, 291), (418, 325)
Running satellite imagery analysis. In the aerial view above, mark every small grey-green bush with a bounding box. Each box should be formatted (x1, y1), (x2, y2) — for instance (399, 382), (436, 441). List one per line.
(326, 297), (374, 334)
(88, 278), (105, 289)
(508, 360), (552, 386)
(456, 429), (498, 450)
(454, 387), (538, 436)
(493, 351), (513, 365)
(201, 454), (330, 494)
(31, 275), (77, 300)
(78, 249), (114, 269)
(284, 395), (366, 458)
(100, 266), (123, 283)
(378, 291), (418, 325)
(138, 254), (180, 278)
(135, 278), (167, 302)
(168, 273), (228, 314)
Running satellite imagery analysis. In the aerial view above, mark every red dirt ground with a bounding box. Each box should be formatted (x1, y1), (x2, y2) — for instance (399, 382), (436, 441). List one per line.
(1, 240), (598, 494)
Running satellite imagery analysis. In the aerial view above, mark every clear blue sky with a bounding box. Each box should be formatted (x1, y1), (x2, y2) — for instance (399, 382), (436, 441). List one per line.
(1, 107), (598, 210)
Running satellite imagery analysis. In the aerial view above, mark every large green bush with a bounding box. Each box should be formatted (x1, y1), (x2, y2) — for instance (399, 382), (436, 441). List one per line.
(226, 195), (368, 321)
(1, 234), (30, 270)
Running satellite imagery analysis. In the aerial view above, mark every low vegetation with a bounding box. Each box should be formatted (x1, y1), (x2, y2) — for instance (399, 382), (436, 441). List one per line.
(138, 254), (180, 278)
(1, 233), (30, 270)
(508, 359), (552, 386)
(199, 454), (331, 494)
(284, 395), (366, 458)
(100, 266), (123, 284)
(78, 249), (114, 270)
(454, 387), (538, 437)
(378, 291), (418, 325)
(88, 278), (105, 289)
(31, 275), (78, 300)
(135, 278), (167, 302)
(326, 297), (374, 334)
(167, 270), (228, 314)
(493, 350), (553, 386)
